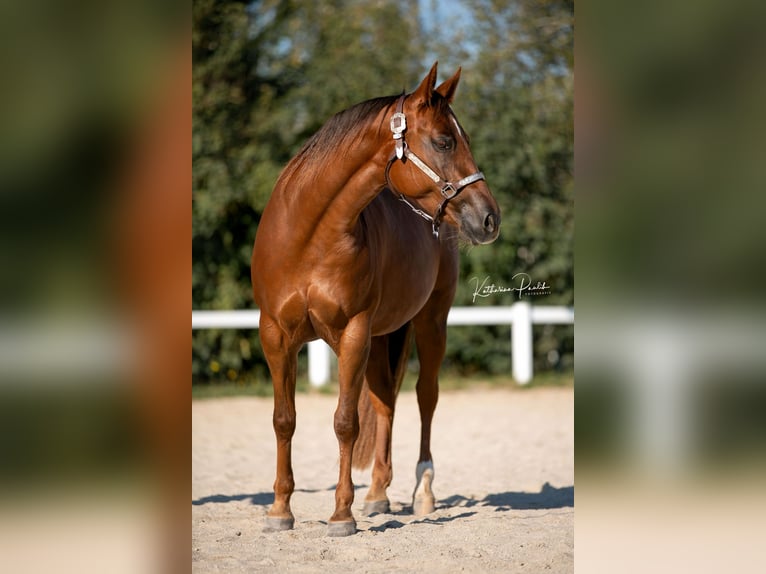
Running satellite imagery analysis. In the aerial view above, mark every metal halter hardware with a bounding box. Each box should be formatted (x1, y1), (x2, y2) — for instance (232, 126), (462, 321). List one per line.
(384, 95), (485, 238)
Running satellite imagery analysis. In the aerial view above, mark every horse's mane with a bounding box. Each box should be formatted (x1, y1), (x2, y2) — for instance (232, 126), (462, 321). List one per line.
(277, 94), (401, 190)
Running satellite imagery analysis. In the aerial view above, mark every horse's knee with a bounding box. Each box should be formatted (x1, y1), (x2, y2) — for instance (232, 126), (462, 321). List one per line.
(273, 410), (296, 440)
(333, 409), (359, 443)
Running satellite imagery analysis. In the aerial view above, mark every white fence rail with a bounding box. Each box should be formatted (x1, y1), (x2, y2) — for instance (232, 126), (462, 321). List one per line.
(192, 303), (574, 385)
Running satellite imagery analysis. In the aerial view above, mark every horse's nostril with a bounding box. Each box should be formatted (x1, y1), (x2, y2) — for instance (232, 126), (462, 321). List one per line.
(484, 213), (496, 233)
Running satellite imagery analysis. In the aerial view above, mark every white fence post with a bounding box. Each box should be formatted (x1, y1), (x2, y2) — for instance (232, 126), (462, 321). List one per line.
(512, 301), (533, 384)
(308, 340), (332, 387)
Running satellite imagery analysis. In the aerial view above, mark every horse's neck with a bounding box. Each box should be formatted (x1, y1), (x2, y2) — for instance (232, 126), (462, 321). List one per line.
(286, 130), (390, 240)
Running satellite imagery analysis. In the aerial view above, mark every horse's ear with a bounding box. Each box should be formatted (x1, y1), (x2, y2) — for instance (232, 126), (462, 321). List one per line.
(435, 67), (461, 103)
(412, 62), (439, 106)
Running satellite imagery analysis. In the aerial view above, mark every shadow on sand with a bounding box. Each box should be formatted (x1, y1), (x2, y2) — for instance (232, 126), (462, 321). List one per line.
(440, 482), (574, 511)
(192, 482), (572, 534)
(192, 484), (369, 507)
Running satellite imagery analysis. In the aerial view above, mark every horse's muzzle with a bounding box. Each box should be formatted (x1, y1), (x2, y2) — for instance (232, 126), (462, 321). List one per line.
(459, 205), (500, 245)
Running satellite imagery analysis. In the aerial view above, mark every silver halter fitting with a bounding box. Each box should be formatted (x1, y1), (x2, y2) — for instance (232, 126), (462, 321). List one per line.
(384, 95), (485, 238)
(390, 110), (407, 159)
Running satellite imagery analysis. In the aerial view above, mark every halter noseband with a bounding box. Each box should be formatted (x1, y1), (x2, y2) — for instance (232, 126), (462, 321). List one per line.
(385, 94), (485, 238)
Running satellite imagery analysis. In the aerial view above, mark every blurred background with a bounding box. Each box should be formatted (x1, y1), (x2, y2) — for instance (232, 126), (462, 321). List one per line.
(577, 0), (766, 572)
(0, 1), (188, 573)
(192, 0), (575, 391)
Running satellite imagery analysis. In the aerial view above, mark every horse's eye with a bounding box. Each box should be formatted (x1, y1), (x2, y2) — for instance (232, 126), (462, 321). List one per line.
(432, 137), (454, 152)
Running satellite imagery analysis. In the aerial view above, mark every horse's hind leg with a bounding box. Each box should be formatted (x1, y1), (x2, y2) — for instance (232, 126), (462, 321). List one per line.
(359, 335), (395, 515)
(260, 315), (299, 532)
(411, 309), (449, 516)
(361, 323), (413, 515)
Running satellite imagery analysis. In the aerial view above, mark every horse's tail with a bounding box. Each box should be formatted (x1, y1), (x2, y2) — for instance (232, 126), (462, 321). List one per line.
(352, 322), (414, 470)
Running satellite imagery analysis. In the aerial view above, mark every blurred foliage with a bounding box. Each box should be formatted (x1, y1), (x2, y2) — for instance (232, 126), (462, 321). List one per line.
(192, 0), (573, 384)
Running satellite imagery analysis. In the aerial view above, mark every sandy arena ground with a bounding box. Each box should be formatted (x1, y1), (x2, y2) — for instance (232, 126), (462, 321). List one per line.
(192, 386), (573, 573)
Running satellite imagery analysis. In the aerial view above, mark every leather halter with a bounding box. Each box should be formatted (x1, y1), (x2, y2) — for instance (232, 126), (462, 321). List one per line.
(384, 94), (485, 238)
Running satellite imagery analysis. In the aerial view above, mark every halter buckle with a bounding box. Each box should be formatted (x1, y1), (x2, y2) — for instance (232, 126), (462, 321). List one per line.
(390, 112), (406, 137)
(441, 182), (457, 199)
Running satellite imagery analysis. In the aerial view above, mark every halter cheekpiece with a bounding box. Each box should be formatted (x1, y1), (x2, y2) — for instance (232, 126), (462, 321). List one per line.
(385, 94), (485, 238)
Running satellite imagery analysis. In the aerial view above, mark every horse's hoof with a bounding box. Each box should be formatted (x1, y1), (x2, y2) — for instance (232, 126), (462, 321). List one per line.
(412, 461), (435, 516)
(413, 497), (435, 516)
(362, 499), (390, 516)
(263, 516), (294, 532)
(327, 519), (357, 537)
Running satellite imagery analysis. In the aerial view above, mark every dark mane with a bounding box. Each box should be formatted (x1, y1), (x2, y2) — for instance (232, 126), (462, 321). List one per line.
(278, 94), (401, 188)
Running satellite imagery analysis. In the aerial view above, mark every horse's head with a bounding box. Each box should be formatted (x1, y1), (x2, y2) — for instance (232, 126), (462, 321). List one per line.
(385, 63), (500, 245)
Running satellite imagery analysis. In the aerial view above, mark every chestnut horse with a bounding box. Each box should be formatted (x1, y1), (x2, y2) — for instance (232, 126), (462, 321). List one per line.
(251, 63), (500, 536)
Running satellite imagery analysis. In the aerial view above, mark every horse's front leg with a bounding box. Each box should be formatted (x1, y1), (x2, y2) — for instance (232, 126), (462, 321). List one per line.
(260, 315), (299, 532)
(328, 315), (371, 536)
(412, 312), (448, 516)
